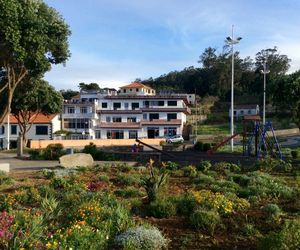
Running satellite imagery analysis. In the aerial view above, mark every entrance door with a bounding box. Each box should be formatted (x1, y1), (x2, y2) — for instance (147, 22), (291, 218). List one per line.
(147, 129), (155, 138)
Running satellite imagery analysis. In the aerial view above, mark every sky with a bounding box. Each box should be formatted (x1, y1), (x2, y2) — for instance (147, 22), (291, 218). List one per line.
(43, 0), (300, 90)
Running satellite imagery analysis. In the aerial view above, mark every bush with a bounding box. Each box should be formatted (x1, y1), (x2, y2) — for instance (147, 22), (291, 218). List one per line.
(241, 223), (260, 237)
(262, 203), (282, 220)
(114, 226), (168, 250)
(0, 171), (14, 185)
(118, 163), (133, 173)
(82, 142), (98, 158)
(194, 141), (204, 151)
(164, 161), (179, 171)
(193, 173), (215, 186)
(175, 193), (198, 216)
(115, 187), (144, 198)
(182, 165), (197, 177)
(291, 150), (299, 159)
(97, 175), (110, 182)
(115, 174), (141, 186)
(145, 199), (176, 218)
(44, 143), (64, 160)
(212, 162), (241, 173)
(260, 219), (300, 250)
(189, 209), (220, 234)
(196, 160), (212, 172)
(203, 143), (212, 151)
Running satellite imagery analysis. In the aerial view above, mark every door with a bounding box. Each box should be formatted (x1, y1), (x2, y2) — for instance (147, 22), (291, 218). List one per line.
(147, 129), (155, 138)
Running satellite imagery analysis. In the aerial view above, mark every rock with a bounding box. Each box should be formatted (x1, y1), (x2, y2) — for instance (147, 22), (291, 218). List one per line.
(0, 163), (10, 172)
(59, 153), (94, 168)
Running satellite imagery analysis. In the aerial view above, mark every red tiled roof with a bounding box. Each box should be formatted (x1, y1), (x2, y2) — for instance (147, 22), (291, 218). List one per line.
(120, 82), (153, 89)
(243, 115), (261, 121)
(4, 113), (57, 124)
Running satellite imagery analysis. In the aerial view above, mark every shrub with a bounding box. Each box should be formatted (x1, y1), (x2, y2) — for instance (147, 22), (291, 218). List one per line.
(203, 143), (212, 151)
(262, 203), (282, 220)
(145, 199), (176, 218)
(115, 187), (144, 198)
(97, 175), (110, 182)
(196, 160), (212, 172)
(182, 165), (197, 177)
(87, 181), (108, 191)
(291, 150), (299, 159)
(212, 162), (241, 173)
(44, 143), (64, 160)
(194, 141), (204, 151)
(114, 226), (168, 250)
(82, 142), (98, 158)
(175, 193), (198, 216)
(163, 161), (179, 171)
(116, 174), (141, 186)
(241, 223), (260, 237)
(118, 163), (133, 173)
(193, 173), (215, 186)
(189, 209), (220, 234)
(260, 219), (300, 250)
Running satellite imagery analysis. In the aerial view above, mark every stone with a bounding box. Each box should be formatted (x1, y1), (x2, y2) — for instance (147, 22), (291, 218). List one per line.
(59, 153), (94, 168)
(0, 163), (10, 172)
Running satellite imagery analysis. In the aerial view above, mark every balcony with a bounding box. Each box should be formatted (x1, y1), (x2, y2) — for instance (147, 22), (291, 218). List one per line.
(97, 122), (141, 129)
(141, 119), (182, 126)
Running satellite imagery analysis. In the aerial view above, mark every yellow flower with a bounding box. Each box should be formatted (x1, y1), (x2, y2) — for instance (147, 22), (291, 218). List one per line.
(45, 242), (51, 249)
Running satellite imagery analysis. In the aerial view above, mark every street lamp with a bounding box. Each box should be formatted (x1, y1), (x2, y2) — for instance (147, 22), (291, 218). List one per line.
(225, 25), (242, 152)
(260, 60), (270, 125)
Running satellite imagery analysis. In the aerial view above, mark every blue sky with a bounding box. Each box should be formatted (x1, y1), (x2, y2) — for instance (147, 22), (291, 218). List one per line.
(44, 0), (300, 90)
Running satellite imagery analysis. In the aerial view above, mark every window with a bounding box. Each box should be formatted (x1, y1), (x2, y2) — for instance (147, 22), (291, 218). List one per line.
(36, 126), (48, 135)
(158, 101), (164, 106)
(167, 101), (177, 106)
(113, 102), (121, 110)
(80, 107), (87, 113)
(127, 117), (137, 123)
(67, 107), (75, 113)
(164, 127), (177, 136)
(149, 113), (159, 121)
(240, 110), (244, 115)
(63, 119), (89, 129)
(95, 130), (101, 139)
(11, 125), (17, 135)
(102, 102), (107, 108)
(130, 89), (132, 91)
(129, 130), (138, 139)
(124, 103), (129, 109)
(167, 113), (177, 121)
(132, 102), (139, 110)
(113, 117), (122, 123)
(144, 101), (149, 107)
(106, 117), (111, 123)
(248, 110), (251, 114)
(123, 89), (126, 93)
(143, 114), (147, 120)
(0, 126), (5, 135)
(107, 130), (124, 139)
(136, 88), (139, 92)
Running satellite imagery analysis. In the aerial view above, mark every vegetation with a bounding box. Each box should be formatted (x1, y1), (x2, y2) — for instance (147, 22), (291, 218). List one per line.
(0, 0), (70, 124)
(0, 158), (298, 248)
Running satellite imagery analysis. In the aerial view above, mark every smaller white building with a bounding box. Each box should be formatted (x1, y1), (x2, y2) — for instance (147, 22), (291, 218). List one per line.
(0, 114), (60, 149)
(119, 83), (156, 96)
(229, 104), (260, 120)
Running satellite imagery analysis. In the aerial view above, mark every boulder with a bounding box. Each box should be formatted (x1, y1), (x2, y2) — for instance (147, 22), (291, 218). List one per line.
(0, 163), (10, 172)
(59, 153), (94, 168)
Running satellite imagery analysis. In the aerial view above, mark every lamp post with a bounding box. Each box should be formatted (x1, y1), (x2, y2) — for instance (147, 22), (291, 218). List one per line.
(260, 60), (270, 125)
(226, 25), (242, 152)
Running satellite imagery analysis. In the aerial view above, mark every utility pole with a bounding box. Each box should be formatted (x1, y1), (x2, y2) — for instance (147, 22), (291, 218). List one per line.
(260, 60), (270, 125)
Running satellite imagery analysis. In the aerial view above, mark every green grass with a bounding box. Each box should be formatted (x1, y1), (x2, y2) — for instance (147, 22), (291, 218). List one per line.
(196, 123), (243, 135)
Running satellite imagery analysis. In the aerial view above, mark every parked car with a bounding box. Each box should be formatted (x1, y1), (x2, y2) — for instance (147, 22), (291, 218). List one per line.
(166, 135), (184, 144)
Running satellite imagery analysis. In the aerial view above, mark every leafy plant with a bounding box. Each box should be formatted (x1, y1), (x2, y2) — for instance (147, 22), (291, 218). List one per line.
(141, 160), (168, 203)
(262, 203), (282, 220)
(182, 165), (197, 177)
(115, 187), (144, 198)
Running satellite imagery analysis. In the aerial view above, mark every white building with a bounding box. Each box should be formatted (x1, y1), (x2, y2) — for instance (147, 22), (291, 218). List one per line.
(0, 114), (60, 149)
(229, 104), (260, 120)
(61, 83), (191, 140)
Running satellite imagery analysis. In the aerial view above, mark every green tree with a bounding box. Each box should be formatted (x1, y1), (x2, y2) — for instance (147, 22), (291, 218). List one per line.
(60, 89), (79, 100)
(0, 0), (70, 124)
(78, 82), (101, 91)
(272, 71), (300, 128)
(11, 77), (63, 146)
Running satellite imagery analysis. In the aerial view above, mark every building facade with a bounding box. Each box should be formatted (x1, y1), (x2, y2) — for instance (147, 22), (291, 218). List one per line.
(229, 104), (260, 120)
(61, 84), (191, 140)
(0, 114), (60, 149)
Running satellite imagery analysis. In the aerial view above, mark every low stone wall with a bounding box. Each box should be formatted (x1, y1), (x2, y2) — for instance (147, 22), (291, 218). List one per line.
(269, 128), (300, 137)
(30, 138), (164, 149)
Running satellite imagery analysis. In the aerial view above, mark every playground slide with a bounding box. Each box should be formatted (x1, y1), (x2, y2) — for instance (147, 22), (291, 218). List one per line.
(207, 133), (239, 156)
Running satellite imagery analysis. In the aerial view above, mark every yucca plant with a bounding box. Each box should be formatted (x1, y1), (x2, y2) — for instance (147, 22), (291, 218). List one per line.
(141, 159), (168, 203)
